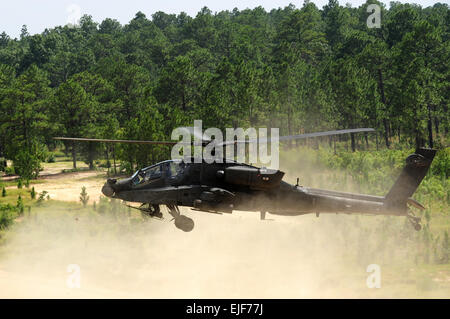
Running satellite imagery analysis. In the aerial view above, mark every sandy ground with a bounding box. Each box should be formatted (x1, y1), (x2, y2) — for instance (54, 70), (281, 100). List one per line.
(32, 171), (105, 204)
(3, 160), (109, 204)
(0, 211), (373, 299)
(1, 206), (449, 299)
(0, 270), (131, 298)
(1, 160), (90, 181)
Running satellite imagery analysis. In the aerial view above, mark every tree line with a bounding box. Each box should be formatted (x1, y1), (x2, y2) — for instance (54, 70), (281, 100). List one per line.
(0, 0), (448, 178)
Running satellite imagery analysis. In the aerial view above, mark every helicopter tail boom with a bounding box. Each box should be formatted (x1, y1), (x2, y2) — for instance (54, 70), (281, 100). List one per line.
(307, 148), (436, 215)
(282, 148), (437, 230)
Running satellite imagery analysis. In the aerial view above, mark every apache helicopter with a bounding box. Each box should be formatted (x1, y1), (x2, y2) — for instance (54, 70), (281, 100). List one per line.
(54, 128), (436, 232)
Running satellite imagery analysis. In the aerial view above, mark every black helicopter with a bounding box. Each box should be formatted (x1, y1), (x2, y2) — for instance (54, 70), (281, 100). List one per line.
(55, 128), (436, 232)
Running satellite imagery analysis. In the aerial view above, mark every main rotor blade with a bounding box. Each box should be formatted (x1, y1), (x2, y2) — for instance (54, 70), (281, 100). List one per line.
(278, 128), (375, 142)
(53, 137), (181, 145)
(55, 128), (375, 146)
(218, 128), (375, 145)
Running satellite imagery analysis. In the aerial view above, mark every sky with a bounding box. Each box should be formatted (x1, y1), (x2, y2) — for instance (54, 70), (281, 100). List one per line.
(0, 0), (446, 38)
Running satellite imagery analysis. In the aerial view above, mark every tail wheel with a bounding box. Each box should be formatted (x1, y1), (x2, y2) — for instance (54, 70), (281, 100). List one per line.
(407, 212), (422, 231)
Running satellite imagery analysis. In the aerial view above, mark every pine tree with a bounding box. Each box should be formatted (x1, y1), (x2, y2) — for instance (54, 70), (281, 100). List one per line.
(30, 186), (36, 199)
(37, 190), (48, 206)
(1, 186), (6, 197)
(16, 195), (24, 215)
(80, 186), (89, 207)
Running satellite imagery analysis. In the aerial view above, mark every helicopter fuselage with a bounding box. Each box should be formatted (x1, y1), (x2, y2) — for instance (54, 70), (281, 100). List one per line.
(102, 158), (398, 219)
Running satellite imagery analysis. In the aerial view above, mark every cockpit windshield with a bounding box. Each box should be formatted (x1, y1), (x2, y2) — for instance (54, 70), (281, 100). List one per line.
(131, 160), (185, 186)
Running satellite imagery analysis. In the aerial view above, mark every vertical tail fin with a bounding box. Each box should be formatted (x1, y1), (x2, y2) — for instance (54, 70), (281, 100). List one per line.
(384, 148), (436, 211)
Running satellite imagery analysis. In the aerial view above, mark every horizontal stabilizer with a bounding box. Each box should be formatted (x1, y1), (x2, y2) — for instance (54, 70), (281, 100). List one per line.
(384, 148), (436, 211)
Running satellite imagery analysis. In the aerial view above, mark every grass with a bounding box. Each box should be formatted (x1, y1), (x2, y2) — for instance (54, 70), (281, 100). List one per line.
(0, 179), (46, 188)
(0, 188), (36, 206)
(41, 160), (89, 171)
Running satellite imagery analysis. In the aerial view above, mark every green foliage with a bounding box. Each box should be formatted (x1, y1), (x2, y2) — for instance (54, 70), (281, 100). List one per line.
(0, 158), (6, 171)
(17, 179), (22, 189)
(431, 147), (450, 178)
(30, 186), (36, 199)
(80, 186), (89, 207)
(36, 190), (48, 205)
(4, 167), (14, 175)
(46, 153), (55, 163)
(0, 4), (448, 172)
(0, 204), (15, 229)
(311, 147), (449, 202)
(16, 195), (24, 215)
(1, 186), (6, 197)
(13, 142), (47, 180)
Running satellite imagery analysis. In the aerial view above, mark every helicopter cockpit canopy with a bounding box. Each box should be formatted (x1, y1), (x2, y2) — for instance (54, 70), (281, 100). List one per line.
(132, 159), (185, 186)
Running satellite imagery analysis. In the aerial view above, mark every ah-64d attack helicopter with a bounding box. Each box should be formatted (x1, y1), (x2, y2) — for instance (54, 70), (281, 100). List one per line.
(55, 128), (436, 232)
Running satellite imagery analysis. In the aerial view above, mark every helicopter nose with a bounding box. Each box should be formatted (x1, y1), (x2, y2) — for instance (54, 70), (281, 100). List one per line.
(101, 179), (116, 197)
(102, 183), (114, 197)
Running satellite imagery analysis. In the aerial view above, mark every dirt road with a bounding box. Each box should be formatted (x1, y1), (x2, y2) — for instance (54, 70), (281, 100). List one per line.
(32, 171), (105, 204)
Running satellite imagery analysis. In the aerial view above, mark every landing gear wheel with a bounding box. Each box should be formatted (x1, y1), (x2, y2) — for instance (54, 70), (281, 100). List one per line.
(407, 212), (422, 231)
(166, 204), (195, 232)
(174, 215), (194, 232)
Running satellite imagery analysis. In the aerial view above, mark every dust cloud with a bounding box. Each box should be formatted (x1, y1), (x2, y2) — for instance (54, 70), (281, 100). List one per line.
(0, 151), (447, 298)
(0, 204), (434, 299)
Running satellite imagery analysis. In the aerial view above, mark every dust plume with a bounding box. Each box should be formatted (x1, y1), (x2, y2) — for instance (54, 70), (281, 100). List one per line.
(0, 206), (342, 298)
(0, 150), (448, 298)
(0, 203), (445, 298)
